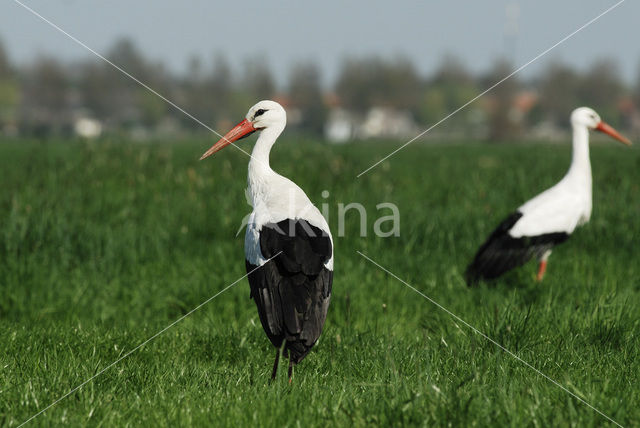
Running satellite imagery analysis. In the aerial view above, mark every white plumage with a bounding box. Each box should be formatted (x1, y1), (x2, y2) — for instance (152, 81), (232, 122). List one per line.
(244, 107), (333, 269)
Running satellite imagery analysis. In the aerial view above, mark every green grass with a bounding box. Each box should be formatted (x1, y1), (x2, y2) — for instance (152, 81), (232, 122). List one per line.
(1, 137), (639, 427)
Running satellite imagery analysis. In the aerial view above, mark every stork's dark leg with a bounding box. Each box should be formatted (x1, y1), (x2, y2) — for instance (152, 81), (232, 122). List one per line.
(288, 358), (293, 384)
(270, 349), (280, 381)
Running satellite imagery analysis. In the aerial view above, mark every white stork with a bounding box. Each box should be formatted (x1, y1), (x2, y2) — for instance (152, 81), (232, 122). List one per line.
(466, 107), (631, 285)
(200, 100), (333, 381)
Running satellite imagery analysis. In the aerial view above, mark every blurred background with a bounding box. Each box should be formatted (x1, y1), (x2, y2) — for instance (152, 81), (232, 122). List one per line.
(4, 3), (640, 426)
(0, 0), (639, 143)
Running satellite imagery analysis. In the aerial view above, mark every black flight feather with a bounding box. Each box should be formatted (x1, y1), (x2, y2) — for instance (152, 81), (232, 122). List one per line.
(247, 219), (333, 364)
(465, 211), (569, 286)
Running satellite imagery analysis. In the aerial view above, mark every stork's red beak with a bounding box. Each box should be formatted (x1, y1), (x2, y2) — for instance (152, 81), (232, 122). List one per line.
(595, 121), (632, 146)
(200, 119), (256, 160)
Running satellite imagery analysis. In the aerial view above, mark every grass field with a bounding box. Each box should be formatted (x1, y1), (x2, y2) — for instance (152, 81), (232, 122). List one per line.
(1, 137), (639, 427)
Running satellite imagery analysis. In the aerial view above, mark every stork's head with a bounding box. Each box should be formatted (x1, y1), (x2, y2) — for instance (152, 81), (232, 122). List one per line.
(246, 100), (286, 131)
(571, 107), (631, 146)
(200, 100), (287, 160)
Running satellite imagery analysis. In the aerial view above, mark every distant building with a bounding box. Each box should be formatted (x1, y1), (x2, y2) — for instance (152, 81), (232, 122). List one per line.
(73, 117), (102, 138)
(324, 108), (356, 143)
(324, 106), (418, 143)
(359, 107), (418, 139)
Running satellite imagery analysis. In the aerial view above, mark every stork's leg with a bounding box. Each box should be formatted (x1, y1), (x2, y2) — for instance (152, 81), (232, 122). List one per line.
(536, 261), (547, 282)
(536, 250), (552, 282)
(270, 348), (280, 381)
(288, 358), (293, 384)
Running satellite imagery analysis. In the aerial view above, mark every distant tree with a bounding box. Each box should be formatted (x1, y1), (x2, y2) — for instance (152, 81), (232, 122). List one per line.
(78, 61), (119, 122)
(0, 39), (19, 131)
(636, 63), (640, 104)
(111, 40), (170, 129)
(636, 64), (640, 105)
(288, 61), (326, 135)
(0, 39), (10, 77)
(419, 55), (478, 128)
(335, 56), (421, 113)
(578, 59), (624, 126)
(79, 37), (169, 129)
(19, 56), (71, 135)
(138, 89), (168, 128)
(107, 38), (154, 83)
(481, 58), (521, 141)
(432, 55), (475, 87)
(182, 56), (210, 129)
(180, 53), (234, 130)
(536, 61), (580, 128)
(209, 54), (233, 122)
(631, 64), (640, 135)
(334, 58), (370, 112)
(375, 57), (421, 111)
(223, 57), (275, 121)
(242, 58), (275, 100)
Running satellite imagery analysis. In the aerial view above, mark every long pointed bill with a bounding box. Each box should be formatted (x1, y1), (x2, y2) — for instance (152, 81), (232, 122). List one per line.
(200, 119), (256, 160)
(595, 121), (632, 146)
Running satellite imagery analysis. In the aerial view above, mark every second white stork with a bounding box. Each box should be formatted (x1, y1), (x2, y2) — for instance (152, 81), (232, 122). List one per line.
(466, 107), (631, 285)
(200, 100), (333, 381)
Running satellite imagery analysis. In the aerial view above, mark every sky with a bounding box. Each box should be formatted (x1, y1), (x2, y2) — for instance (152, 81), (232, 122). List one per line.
(1, 0), (638, 87)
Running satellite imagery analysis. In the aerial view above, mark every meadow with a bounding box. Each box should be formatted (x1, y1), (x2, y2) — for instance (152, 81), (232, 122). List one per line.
(1, 137), (639, 427)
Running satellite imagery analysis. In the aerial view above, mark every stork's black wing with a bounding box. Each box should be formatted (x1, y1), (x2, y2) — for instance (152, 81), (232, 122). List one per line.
(465, 211), (569, 286)
(246, 219), (333, 363)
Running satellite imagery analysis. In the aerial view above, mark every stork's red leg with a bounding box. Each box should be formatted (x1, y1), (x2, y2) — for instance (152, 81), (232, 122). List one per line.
(536, 260), (548, 282)
(288, 359), (293, 384)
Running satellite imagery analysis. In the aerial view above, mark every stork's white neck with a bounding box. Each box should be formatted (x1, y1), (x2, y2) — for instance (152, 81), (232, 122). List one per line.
(248, 125), (284, 205)
(567, 124), (592, 180)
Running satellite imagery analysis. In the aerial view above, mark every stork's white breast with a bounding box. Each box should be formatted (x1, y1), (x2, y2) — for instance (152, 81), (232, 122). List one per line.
(508, 179), (592, 238)
(244, 199), (334, 270)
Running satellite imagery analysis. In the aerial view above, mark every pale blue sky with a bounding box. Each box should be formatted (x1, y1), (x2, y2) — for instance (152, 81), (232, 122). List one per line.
(1, 0), (638, 85)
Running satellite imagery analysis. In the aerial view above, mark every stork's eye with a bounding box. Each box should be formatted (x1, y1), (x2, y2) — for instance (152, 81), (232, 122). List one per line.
(254, 109), (267, 118)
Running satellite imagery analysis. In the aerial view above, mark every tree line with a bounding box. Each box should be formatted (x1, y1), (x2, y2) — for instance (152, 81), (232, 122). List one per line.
(0, 37), (638, 140)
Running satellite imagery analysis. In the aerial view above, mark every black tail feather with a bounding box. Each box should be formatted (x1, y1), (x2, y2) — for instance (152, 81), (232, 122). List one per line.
(466, 211), (569, 286)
